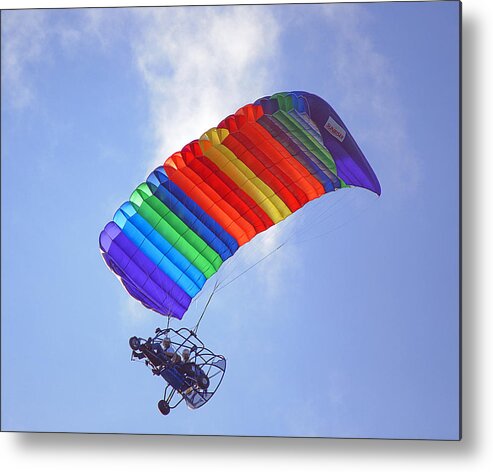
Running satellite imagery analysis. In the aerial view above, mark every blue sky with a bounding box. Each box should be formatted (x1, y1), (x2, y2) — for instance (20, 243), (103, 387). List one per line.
(1, 1), (460, 439)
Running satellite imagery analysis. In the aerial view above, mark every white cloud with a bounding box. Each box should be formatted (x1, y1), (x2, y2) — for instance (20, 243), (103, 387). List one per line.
(121, 296), (149, 326)
(1, 10), (49, 108)
(131, 6), (280, 169)
(218, 226), (291, 300)
(0, 9), (121, 109)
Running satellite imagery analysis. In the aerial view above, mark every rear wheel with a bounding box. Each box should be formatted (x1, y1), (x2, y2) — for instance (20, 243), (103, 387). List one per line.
(157, 400), (170, 416)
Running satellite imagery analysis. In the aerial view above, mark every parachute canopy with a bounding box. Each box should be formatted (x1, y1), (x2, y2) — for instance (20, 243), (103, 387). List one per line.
(99, 91), (380, 319)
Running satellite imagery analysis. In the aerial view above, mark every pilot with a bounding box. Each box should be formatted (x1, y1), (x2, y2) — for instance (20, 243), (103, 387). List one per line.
(162, 336), (181, 363)
(181, 348), (190, 363)
(177, 348), (197, 378)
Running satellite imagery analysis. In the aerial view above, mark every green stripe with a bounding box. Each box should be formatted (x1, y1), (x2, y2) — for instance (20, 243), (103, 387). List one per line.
(139, 183), (223, 270)
(130, 184), (221, 278)
(271, 93), (338, 176)
(274, 110), (338, 175)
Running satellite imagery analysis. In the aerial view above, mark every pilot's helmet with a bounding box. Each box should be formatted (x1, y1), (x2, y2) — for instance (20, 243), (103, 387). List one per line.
(182, 349), (190, 361)
(162, 337), (171, 348)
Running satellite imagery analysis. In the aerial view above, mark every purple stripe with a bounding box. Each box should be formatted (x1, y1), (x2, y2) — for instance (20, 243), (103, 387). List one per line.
(99, 222), (190, 318)
(301, 92), (381, 195)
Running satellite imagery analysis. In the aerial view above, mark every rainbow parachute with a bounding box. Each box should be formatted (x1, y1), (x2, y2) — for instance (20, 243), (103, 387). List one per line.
(99, 91), (380, 319)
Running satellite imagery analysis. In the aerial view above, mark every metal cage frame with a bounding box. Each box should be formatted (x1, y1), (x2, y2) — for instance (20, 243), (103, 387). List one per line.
(129, 327), (226, 414)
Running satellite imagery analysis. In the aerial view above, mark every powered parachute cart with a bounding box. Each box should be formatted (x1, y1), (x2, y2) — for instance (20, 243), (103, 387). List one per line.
(129, 327), (226, 415)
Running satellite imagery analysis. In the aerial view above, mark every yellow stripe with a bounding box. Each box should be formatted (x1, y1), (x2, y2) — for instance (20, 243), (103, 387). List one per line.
(199, 128), (292, 223)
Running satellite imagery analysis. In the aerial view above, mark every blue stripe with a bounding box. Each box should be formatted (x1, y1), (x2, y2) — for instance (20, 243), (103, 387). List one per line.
(147, 167), (239, 259)
(113, 205), (202, 297)
(121, 202), (207, 287)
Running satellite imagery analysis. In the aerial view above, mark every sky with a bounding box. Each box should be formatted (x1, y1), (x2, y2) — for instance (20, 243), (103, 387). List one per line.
(1, 1), (460, 439)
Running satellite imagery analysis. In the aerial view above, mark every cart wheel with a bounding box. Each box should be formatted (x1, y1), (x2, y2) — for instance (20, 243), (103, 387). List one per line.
(197, 374), (210, 390)
(129, 336), (141, 351)
(157, 400), (170, 416)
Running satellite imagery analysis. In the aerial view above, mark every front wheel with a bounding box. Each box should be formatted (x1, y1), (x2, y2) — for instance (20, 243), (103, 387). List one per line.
(129, 336), (141, 351)
(157, 400), (170, 416)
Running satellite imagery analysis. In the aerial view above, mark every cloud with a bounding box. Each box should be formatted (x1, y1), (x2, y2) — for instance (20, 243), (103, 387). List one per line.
(215, 226), (291, 301)
(322, 5), (421, 196)
(1, 9), (119, 109)
(131, 6), (280, 169)
(1, 10), (50, 109)
(121, 296), (150, 327)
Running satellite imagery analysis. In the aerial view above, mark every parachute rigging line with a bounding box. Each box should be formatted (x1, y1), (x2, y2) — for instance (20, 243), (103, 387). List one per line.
(210, 189), (366, 293)
(216, 241), (286, 293)
(192, 278), (220, 334)
(192, 240), (286, 332)
(210, 190), (345, 291)
(292, 191), (378, 245)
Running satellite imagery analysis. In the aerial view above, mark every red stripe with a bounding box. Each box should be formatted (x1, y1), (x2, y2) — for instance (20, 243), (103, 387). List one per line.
(182, 142), (274, 234)
(164, 151), (250, 245)
(220, 116), (307, 212)
(219, 105), (325, 203)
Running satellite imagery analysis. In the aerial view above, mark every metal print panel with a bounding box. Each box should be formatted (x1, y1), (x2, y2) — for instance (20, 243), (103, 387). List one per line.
(1, 1), (461, 439)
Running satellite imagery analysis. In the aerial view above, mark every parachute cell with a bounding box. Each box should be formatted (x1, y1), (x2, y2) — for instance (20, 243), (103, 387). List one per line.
(99, 91), (381, 319)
